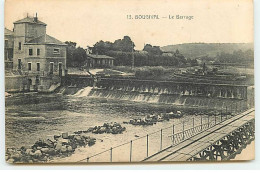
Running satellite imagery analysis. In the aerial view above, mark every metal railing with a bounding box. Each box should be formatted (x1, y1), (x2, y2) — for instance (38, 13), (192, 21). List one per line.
(77, 99), (253, 163)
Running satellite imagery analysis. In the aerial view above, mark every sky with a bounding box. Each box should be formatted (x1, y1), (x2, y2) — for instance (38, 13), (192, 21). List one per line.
(5, 0), (253, 50)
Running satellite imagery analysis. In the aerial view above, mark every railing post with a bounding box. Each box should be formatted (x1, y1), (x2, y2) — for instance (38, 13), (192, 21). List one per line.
(200, 115), (203, 131)
(221, 109), (223, 122)
(130, 140), (132, 162)
(226, 106), (228, 114)
(215, 114), (216, 125)
(192, 117), (195, 134)
(182, 121), (185, 140)
(110, 147), (113, 162)
(160, 129), (163, 151)
(236, 102), (237, 114)
(226, 108), (228, 120)
(146, 134), (149, 158)
(240, 101), (242, 112)
(208, 115), (210, 128)
(172, 124), (175, 145)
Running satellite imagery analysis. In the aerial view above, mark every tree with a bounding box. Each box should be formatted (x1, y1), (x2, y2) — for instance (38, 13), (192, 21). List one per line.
(65, 41), (87, 67)
(65, 41), (77, 67)
(73, 47), (87, 66)
(112, 36), (135, 52)
(143, 44), (162, 55)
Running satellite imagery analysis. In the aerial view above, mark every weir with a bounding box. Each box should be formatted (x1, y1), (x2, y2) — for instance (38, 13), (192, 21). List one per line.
(62, 75), (249, 100)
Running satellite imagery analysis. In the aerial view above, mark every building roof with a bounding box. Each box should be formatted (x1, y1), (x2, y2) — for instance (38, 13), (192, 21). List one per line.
(14, 16), (47, 26)
(4, 28), (14, 36)
(25, 34), (66, 45)
(87, 54), (115, 59)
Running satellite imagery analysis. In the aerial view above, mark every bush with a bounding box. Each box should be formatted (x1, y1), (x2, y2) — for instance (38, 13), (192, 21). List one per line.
(135, 66), (167, 79)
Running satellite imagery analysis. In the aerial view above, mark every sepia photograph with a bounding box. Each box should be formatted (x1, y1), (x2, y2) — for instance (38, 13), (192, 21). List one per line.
(4, 0), (254, 164)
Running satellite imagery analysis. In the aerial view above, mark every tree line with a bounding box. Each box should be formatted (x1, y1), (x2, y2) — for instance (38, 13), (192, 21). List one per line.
(214, 49), (254, 64)
(65, 36), (197, 67)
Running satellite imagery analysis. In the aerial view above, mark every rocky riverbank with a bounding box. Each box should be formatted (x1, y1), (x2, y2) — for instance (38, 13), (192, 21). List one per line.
(6, 122), (126, 163)
(76, 122), (126, 134)
(124, 111), (183, 126)
(6, 132), (96, 163)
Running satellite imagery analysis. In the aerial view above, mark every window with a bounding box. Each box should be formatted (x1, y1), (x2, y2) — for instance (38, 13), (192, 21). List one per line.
(28, 62), (32, 71)
(37, 63), (40, 71)
(5, 40), (8, 47)
(58, 63), (62, 77)
(28, 79), (32, 86)
(29, 48), (33, 55)
(53, 48), (60, 54)
(19, 42), (21, 50)
(37, 49), (40, 55)
(18, 59), (21, 70)
(50, 62), (54, 74)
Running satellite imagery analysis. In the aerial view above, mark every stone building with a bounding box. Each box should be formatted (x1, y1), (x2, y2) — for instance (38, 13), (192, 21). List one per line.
(4, 28), (14, 69)
(5, 14), (67, 92)
(86, 54), (114, 68)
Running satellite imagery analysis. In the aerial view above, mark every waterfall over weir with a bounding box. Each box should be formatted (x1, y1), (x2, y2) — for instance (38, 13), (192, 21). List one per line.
(65, 86), (243, 109)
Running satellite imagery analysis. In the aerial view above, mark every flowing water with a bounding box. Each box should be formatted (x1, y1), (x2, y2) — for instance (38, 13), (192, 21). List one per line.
(5, 86), (244, 162)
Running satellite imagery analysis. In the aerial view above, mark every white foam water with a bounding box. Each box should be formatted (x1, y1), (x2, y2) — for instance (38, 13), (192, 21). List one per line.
(75, 87), (93, 97)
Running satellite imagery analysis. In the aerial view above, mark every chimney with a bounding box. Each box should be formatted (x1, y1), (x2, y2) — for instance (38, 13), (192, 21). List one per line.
(34, 13), (38, 22)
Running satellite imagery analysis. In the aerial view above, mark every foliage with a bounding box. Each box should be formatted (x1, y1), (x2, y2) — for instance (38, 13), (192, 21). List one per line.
(143, 44), (162, 55)
(135, 66), (166, 79)
(215, 49), (254, 64)
(187, 58), (199, 66)
(65, 41), (87, 67)
(93, 36), (135, 54)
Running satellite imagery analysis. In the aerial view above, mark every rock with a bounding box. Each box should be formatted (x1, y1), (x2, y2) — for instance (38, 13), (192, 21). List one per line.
(62, 132), (68, 139)
(46, 139), (55, 148)
(25, 149), (33, 155)
(54, 135), (61, 140)
(107, 128), (112, 133)
(5, 155), (10, 161)
(92, 129), (98, 134)
(40, 148), (49, 154)
(61, 146), (67, 153)
(67, 146), (73, 152)
(34, 150), (42, 158)
(61, 139), (69, 145)
(103, 123), (109, 127)
(11, 152), (22, 161)
(37, 147), (42, 150)
(48, 148), (56, 156)
(55, 142), (62, 151)
(88, 138), (96, 146)
(7, 158), (15, 163)
(99, 127), (106, 133)
(74, 135), (81, 141)
(41, 156), (48, 162)
(28, 160), (33, 163)
(87, 127), (94, 132)
(20, 155), (31, 163)
(71, 142), (77, 150)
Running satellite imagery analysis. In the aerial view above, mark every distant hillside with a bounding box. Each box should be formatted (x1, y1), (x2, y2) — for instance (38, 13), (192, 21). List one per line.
(161, 43), (254, 59)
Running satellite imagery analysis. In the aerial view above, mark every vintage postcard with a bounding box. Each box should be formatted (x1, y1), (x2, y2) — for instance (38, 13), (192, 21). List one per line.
(4, 0), (254, 164)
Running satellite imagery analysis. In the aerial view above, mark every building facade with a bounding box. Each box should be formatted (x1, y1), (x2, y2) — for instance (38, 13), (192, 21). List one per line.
(5, 15), (67, 92)
(4, 28), (14, 69)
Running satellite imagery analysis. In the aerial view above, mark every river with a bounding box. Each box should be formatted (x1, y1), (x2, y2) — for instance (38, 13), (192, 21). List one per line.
(5, 89), (246, 162)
